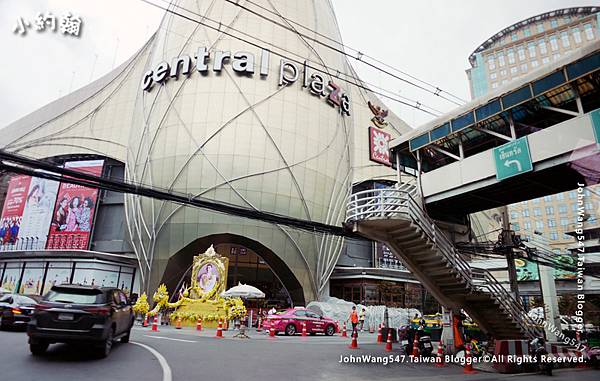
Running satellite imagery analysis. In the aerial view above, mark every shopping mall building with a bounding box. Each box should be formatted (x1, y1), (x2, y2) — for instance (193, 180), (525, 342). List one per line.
(0, 0), (436, 309)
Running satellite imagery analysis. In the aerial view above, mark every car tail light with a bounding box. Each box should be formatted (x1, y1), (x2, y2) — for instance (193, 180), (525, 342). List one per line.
(11, 308), (22, 315)
(83, 306), (111, 316)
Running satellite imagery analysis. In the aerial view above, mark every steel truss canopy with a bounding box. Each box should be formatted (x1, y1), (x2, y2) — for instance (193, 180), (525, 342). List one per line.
(392, 41), (600, 175)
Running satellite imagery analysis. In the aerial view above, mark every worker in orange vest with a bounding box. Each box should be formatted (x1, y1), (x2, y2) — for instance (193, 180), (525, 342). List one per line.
(347, 306), (359, 337)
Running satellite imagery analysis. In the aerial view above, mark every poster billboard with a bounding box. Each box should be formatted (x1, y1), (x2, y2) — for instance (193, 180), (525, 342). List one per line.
(515, 256), (578, 281)
(46, 160), (104, 250)
(19, 176), (60, 250)
(0, 175), (31, 250)
(375, 242), (406, 270)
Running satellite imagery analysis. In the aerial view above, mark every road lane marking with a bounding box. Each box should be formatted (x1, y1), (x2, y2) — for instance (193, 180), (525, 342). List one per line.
(131, 341), (173, 381)
(144, 335), (197, 343)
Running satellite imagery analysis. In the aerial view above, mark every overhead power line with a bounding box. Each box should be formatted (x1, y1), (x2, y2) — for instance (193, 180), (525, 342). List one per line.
(0, 150), (356, 238)
(139, 0), (442, 116)
(223, 0), (467, 105)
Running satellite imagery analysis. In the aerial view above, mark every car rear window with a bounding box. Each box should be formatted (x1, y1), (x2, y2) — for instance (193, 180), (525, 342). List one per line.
(45, 289), (106, 304)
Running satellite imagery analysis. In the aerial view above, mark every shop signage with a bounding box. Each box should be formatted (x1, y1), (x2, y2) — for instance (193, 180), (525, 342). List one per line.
(141, 47), (350, 116)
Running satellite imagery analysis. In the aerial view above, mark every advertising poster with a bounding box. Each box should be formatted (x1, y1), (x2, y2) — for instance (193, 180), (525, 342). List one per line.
(43, 262), (73, 294)
(46, 160), (104, 250)
(19, 263), (45, 294)
(515, 256), (578, 281)
(1, 264), (22, 292)
(0, 175), (31, 250)
(19, 176), (60, 250)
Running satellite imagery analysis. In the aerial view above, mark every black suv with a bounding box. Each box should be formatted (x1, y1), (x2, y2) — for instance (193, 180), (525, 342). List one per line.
(27, 284), (134, 357)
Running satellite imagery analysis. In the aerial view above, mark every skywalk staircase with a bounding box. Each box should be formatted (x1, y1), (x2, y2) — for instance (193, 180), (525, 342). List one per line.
(345, 184), (543, 340)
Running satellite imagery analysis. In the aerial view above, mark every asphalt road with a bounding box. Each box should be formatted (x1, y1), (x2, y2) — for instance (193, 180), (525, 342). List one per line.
(1, 325), (599, 381)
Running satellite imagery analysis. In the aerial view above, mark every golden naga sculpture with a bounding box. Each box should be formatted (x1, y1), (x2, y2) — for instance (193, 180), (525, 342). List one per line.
(145, 245), (246, 327)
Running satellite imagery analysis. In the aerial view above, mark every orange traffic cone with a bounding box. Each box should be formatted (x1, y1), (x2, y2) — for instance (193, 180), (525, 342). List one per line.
(175, 316), (182, 329)
(142, 314), (148, 327)
(151, 316), (159, 332)
(216, 319), (223, 338)
(385, 329), (393, 352)
(302, 322), (307, 337)
(256, 317), (262, 332)
(463, 343), (477, 374)
(377, 325), (383, 343)
(411, 333), (420, 357)
(348, 330), (359, 349)
(436, 343), (445, 367)
(196, 318), (202, 331)
(269, 326), (276, 338)
(342, 322), (347, 337)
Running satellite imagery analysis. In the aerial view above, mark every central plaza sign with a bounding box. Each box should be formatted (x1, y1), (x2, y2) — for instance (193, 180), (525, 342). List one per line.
(141, 47), (351, 116)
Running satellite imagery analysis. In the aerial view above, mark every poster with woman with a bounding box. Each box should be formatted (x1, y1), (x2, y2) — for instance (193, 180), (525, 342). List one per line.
(19, 176), (60, 250)
(0, 175), (31, 250)
(46, 160), (104, 250)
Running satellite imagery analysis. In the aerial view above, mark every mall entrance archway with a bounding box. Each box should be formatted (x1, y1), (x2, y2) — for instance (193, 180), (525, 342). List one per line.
(160, 234), (305, 306)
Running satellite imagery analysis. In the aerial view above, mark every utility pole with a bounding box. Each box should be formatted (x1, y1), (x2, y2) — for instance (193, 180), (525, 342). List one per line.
(501, 206), (521, 303)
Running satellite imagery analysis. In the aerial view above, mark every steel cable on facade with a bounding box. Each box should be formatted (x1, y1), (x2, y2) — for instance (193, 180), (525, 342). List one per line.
(139, 0), (442, 116)
(223, 0), (467, 105)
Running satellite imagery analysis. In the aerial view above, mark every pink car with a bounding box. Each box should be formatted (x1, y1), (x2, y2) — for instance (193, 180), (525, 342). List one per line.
(262, 308), (338, 336)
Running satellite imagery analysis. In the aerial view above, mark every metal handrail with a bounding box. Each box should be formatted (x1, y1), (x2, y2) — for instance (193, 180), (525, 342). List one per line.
(346, 186), (543, 338)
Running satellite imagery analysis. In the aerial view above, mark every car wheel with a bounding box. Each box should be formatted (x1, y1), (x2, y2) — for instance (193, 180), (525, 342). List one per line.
(325, 325), (335, 336)
(121, 328), (131, 343)
(30, 341), (49, 356)
(98, 328), (114, 358)
(285, 324), (296, 336)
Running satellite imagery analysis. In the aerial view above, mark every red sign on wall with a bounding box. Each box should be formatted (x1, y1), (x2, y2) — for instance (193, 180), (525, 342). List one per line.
(0, 176), (32, 247)
(368, 127), (392, 166)
(46, 160), (104, 250)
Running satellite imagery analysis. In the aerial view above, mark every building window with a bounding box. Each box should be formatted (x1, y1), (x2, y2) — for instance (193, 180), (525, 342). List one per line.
(561, 31), (570, 48)
(537, 23), (544, 34)
(524, 221), (532, 230)
(558, 204), (567, 214)
(502, 79), (508, 85)
(573, 27), (582, 44)
(550, 19), (558, 28)
(569, 191), (576, 199)
(542, 57), (550, 64)
(487, 54), (496, 70)
(510, 66), (518, 75)
(585, 202), (593, 210)
(517, 46), (525, 61)
(508, 48), (515, 64)
(544, 195), (552, 202)
(490, 72), (497, 80)
(584, 23), (594, 41)
(492, 82), (498, 89)
(549, 232), (558, 241)
(538, 39), (547, 55)
(560, 218), (568, 227)
(550, 35), (559, 51)
(533, 198), (540, 204)
(545, 206), (554, 215)
(556, 193), (564, 200)
(520, 63), (528, 73)
(548, 219), (556, 227)
(522, 209), (530, 217)
(498, 52), (505, 67)
(511, 211), (518, 219)
(533, 208), (542, 216)
(500, 69), (507, 77)
(512, 222), (520, 231)
(511, 33), (518, 41)
(535, 220), (544, 229)
(531, 60), (539, 68)
(553, 53), (561, 61)
(524, 27), (531, 37)
(572, 203), (578, 212)
(528, 42), (536, 58)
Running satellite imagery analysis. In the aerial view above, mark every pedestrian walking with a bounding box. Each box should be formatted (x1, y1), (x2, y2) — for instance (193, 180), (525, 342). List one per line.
(348, 306), (359, 337)
(359, 308), (366, 332)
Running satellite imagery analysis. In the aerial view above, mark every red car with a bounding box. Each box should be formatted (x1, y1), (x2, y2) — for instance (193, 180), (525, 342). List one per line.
(262, 308), (338, 336)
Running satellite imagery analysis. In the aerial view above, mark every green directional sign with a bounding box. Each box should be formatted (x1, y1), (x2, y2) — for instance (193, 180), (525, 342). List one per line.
(492, 137), (533, 181)
(591, 108), (600, 145)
